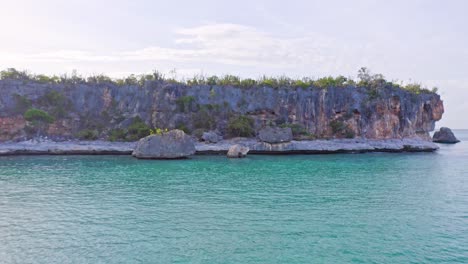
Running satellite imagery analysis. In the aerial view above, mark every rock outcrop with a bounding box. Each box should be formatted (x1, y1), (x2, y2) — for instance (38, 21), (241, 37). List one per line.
(201, 131), (222, 143)
(0, 138), (439, 156)
(197, 138), (439, 154)
(227, 144), (249, 158)
(258, 127), (293, 143)
(132, 130), (195, 159)
(0, 78), (444, 142)
(433, 127), (460, 144)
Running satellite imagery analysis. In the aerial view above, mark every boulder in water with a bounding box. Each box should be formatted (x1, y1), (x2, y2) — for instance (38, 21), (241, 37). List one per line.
(132, 129), (196, 159)
(227, 144), (249, 158)
(433, 127), (460, 144)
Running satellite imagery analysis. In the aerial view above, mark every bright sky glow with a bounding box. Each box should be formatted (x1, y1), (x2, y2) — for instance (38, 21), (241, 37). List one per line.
(1, 0), (467, 127)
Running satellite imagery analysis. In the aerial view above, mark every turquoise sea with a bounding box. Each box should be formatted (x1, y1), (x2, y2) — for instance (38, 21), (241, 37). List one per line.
(1, 131), (468, 263)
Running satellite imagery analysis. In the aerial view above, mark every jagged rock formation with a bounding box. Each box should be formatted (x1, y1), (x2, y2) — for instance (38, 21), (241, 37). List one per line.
(433, 127), (460, 144)
(0, 79), (443, 142)
(132, 130), (195, 159)
(227, 144), (249, 158)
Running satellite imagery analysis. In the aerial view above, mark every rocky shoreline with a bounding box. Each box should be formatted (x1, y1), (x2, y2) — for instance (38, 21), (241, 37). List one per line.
(0, 138), (439, 156)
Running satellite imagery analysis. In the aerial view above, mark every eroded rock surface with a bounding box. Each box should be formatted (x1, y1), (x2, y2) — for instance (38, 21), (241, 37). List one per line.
(433, 127), (460, 144)
(201, 131), (222, 143)
(227, 144), (249, 158)
(132, 130), (195, 159)
(0, 79), (444, 142)
(258, 127), (293, 143)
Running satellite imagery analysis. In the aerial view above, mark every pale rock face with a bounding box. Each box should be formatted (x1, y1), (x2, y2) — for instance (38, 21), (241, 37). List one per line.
(132, 129), (196, 159)
(201, 131), (222, 143)
(433, 127), (460, 144)
(227, 144), (249, 158)
(258, 127), (293, 143)
(0, 116), (26, 141)
(0, 79), (444, 142)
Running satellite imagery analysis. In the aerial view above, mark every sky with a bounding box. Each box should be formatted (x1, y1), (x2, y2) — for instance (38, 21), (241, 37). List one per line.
(0, 0), (467, 128)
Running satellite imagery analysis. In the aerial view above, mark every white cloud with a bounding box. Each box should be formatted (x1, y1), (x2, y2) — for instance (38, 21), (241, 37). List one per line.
(0, 23), (342, 71)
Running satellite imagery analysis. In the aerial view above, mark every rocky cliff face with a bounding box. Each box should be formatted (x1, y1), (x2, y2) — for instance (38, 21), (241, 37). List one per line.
(0, 79), (443, 142)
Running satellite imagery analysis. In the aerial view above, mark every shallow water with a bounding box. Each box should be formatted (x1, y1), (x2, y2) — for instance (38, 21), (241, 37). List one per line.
(1, 131), (468, 263)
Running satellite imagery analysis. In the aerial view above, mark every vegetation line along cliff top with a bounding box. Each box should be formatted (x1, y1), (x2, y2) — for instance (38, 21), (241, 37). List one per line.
(0, 67), (443, 143)
(0, 67), (439, 94)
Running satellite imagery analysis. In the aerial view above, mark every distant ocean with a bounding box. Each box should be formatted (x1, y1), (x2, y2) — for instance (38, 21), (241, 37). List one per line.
(1, 130), (467, 263)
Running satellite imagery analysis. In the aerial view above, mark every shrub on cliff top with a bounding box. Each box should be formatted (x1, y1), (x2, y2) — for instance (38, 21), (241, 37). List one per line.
(0, 68), (30, 80)
(24, 108), (54, 124)
(403, 83), (436, 94)
(227, 115), (255, 137)
(0, 67), (439, 95)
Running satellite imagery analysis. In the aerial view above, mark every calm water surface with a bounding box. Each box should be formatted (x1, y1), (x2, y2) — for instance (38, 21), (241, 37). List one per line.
(1, 131), (468, 263)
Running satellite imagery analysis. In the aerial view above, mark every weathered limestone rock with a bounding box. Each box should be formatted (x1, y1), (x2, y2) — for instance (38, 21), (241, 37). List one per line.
(132, 129), (196, 159)
(433, 127), (460, 144)
(0, 79), (444, 141)
(258, 127), (293, 143)
(0, 116), (26, 142)
(227, 144), (249, 158)
(201, 131), (222, 143)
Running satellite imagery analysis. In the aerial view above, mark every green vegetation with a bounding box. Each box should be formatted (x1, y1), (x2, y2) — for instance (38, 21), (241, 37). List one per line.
(24, 108), (54, 123)
(13, 94), (32, 114)
(176, 96), (195, 112)
(280, 123), (308, 137)
(192, 109), (216, 130)
(227, 115), (255, 137)
(109, 129), (126, 142)
(38, 90), (70, 118)
(127, 117), (151, 141)
(356, 67), (437, 96)
(175, 123), (190, 134)
(330, 120), (347, 134)
(23, 108), (54, 137)
(403, 83), (437, 94)
(107, 117), (151, 141)
(76, 129), (99, 140)
(0, 68), (30, 80)
(219, 75), (241, 86)
(150, 128), (168, 135)
(0, 67), (439, 95)
(329, 120), (355, 138)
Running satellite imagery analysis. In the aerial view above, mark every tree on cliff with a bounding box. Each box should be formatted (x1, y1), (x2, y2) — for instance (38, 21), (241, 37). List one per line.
(24, 108), (55, 138)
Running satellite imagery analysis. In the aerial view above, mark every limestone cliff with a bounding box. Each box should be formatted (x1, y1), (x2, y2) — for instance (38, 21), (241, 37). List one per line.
(0, 79), (443, 142)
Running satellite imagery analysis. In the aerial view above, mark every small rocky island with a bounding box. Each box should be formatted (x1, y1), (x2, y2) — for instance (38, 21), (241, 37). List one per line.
(433, 127), (460, 144)
(0, 68), (444, 157)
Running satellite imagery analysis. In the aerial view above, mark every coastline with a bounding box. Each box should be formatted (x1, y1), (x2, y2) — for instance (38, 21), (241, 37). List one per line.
(0, 138), (439, 156)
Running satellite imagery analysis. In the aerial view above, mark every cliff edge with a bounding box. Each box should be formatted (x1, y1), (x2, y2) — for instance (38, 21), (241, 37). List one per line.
(0, 73), (443, 142)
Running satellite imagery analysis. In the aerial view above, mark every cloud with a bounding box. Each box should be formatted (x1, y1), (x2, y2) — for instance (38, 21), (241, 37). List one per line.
(0, 23), (342, 70)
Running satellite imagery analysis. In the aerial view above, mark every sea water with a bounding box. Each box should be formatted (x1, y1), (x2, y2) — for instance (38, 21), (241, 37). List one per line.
(1, 131), (468, 263)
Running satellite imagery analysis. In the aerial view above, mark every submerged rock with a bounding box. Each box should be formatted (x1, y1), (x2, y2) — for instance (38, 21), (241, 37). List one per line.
(201, 131), (222, 143)
(258, 127), (293, 143)
(433, 127), (460, 144)
(227, 144), (249, 158)
(132, 129), (196, 159)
